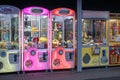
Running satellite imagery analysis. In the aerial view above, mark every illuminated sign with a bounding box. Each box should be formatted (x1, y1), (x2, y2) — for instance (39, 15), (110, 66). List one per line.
(31, 8), (43, 14)
(0, 7), (15, 13)
(59, 9), (70, 15)
(0, 6), (19, 14)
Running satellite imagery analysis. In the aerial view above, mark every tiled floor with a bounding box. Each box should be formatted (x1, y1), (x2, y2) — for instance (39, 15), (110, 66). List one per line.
(0, 67), (120, 80)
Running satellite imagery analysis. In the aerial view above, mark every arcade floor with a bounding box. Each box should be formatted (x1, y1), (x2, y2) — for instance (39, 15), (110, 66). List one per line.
(0, 66), (120, 80)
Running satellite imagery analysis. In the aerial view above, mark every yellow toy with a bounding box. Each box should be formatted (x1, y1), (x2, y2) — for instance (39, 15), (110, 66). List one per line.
(52, 39), (59, 47)
(39, 37), (47, 43)
(0, 40), (7, 49)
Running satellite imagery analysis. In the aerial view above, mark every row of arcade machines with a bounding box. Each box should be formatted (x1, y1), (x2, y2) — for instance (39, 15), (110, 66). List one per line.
(0, 5), (76, 73)
(0, 5), (120, 73)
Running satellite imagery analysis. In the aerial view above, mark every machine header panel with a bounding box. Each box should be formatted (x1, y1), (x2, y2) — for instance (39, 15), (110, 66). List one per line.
(51, 8), (75, 16)
(0, 5), (19, 14)
(22, 6), (49, 15)
(82, 10), (109, 19)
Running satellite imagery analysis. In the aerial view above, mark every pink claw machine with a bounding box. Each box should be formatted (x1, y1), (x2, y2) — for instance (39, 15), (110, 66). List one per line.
(50, 8), (76, 70)
(22, 6), (50, 72)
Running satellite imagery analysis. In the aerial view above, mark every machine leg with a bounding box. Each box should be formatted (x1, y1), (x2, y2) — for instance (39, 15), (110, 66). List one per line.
(22, 71), (25, 74)
(45, 70), (48, 72)
(50, 69), (53, 72)
(17, 71), (20, 74)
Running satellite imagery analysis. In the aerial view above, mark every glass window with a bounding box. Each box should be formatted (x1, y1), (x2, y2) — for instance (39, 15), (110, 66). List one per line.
(24, 15), (48, 49)
(0, 14), (19, 50)
(110, 19), (120, 42)
(52, 16), (74, 48)
(82, 19), (107, 45)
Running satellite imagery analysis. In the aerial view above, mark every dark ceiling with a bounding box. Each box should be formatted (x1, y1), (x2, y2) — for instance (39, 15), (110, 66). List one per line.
(0, 0), (120, 13)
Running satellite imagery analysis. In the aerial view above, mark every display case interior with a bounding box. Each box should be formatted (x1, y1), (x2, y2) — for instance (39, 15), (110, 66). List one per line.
(82, 19), (107, 46)
(52, 16), (74, 48)
(0, 14), (19, 50)
(23, 15), (48, 49)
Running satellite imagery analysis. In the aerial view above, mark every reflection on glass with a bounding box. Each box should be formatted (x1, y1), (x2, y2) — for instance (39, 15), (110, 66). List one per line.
(24, 15), (48, 49)
(52, 16), (74, 48)
(0, 14), (19, 50)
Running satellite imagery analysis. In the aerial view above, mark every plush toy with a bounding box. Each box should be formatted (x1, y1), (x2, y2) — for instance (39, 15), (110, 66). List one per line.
(31, 27), (39, 32)
(57, 23), (62, 31)
(24, 43), (28, 49)
(24, 36), (28, 43)
(32, 36), (39, 43)
(32, 32), (39, 43)
(11, 42), (18, 49)
(0, 40), (7, 49)
(38, 37), (47, 48)
(39, 37), (47, 43)
(53, 23), (58, 31)
(57, 23), (62, 28)
(27, 41), (33, 47)
(69, 31), (73, 40)
(52, 39), (59, 47)
(66, 40), (73, 48)
(55, 31), (62, 41)
(28, 36), (32, 42)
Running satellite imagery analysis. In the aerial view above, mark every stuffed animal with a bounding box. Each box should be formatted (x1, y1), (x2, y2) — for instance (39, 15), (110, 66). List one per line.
(27, 41), (33, 47)
(55, 31), (62, 41)
(0, 40), (7, 49)
(24, 43), (28, 49)
(39, 37), (47, 43)
(52, 39), (59, 47)
(11, 42), (18, 49)
(38, 37), (47, 48)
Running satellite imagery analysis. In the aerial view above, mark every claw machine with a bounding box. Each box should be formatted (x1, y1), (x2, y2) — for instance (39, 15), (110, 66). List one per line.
(109, 13), (120, 66)
(50, 8), (76, 70)
(0, 5), (20, 73)
(22, 6), (50, 72)
(82, 10), (109, 67)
